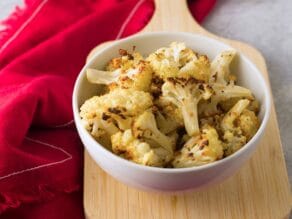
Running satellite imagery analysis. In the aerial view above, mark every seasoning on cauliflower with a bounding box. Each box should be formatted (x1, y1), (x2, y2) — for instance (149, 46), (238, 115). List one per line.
(221, 99), (250, 132)
(132, 110), (176, 153)
(80, 96), (119, 138)
(198, 79), (254, 117)
(237, 109), (259, 141)
(80, 88), (153, 139)
(223, 130), (246, 156)
(220, 99), (259, 156)
(111, 129), (172, 167)
(147, 42), (210, 82)
(161, 78), (213, 136)
(198, 49), (255, 117)
(80, 42), (261, 168)
(179, 54), (210, 82)
(87, 50), (153, 91)
(172, 125), (224, 167)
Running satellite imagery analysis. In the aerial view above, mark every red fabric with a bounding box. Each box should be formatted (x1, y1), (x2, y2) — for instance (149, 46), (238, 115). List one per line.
(0, 0), (216, 218)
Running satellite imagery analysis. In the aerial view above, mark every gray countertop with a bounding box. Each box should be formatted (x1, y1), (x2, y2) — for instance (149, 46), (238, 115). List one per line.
(203, 0), (292, 184)
(1, 0), (291, 184)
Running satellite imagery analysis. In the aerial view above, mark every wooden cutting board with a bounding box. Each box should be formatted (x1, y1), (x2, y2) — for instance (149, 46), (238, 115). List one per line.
(83, 0), (292, 218)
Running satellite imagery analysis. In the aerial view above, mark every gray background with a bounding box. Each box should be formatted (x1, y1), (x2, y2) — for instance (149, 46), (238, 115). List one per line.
(1, 1), (291, 184)
(203, 0), (292, 184)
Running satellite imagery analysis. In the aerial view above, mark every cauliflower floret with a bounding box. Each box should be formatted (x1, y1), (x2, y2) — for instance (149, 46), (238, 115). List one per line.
(212, 83), (254, 101)
(79, 96), (119, 137)
(161, 78), (212, 136)
(111, 129), (172, 167)
(223, 130), (246, 156)
(210, 50), (237, 85)
(197, 50), (254, 117)
(106, 50), (144, 71)
(147, 49), (179, 79)
(80, 88), (153, 138)
(222, 109), (259, 156)
(132, 110), (176, 153)
(221, 99), (250, 131)
(220, 99), (258, 156)
(237, 109), (259, 140)
(87, 50), (153, 91)
(172, 125), (224, 167)
(179, 55), (210, 82)
(198, 82), (254, 117)
(147, 42), (210, 81)
(101, 88), (153, 116)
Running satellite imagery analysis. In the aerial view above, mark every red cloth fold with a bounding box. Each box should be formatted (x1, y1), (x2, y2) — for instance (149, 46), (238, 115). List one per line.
(0, 0), (216, 218)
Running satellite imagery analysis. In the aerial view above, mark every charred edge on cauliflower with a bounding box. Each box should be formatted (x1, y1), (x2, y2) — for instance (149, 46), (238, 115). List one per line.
(172, 125), (223, 168)
(162, 77), (213, 137)
(150, 76), (164, 98)
(119, 48), (134, 60)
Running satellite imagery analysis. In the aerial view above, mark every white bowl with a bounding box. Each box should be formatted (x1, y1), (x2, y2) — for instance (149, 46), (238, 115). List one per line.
(72, 32), (271, 192)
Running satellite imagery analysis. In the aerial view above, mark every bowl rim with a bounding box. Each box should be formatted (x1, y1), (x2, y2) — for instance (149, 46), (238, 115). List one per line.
(73, 31), (271, 173)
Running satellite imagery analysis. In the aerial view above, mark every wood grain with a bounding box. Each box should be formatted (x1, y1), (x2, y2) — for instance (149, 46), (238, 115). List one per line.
(84, 0), (292, 218)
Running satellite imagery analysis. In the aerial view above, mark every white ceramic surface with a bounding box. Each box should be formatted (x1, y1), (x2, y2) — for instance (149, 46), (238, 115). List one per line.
(72, 32), (271, 191)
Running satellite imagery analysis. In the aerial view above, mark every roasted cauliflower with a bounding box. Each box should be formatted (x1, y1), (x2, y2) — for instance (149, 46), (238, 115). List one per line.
(221, 99), (259, 156)
(161, 78), (212, 136)
(87, 50), (153, 91)
(80, 42), (260, 168)
(147, 42), (210, 82)
(111, 129), (172, 167)
(172, 125), (224, 167)
(80, 88), (153, 139)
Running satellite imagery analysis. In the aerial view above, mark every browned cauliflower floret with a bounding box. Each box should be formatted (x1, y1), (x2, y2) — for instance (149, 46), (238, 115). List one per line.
(220, 99), (258, 156)
(198, 49), (255, 117)
(111, 129), (172, 167)
(147, 42), (210, 82)
(179, 54), (210, 82)
(106, 50), (144, 71)
(237, 109), (259, 141)
(87, 50), (153, 91)
(172, 125), (224, 167)
(198, 82), (254, 117)
(210, 50), (237, 85)
(161, 78), (213, 136)
(80, 88), (153, 139)
(221, 99), (250, 132)
(223, 130), (246, 156)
